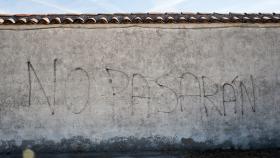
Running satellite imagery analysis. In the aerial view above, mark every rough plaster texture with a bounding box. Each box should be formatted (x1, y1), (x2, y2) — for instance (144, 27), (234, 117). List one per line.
(0, 24), (279, 152)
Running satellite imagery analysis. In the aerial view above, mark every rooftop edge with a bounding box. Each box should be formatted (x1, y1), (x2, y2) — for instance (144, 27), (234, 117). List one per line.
(0, 13), (279, 24)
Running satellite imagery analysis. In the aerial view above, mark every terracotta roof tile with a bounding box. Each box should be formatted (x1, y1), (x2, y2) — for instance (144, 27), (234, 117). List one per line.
(85, 17), (96, 24)
(122, 16), (131, 23)
(133, 17), (142, 23)
(0, 18), (4, 24)
(17, 18), (27, 24)
(109, 17), (117, 23)
(73, 17), (84, 23)
(0, 13), (279, 25)
(38, 17), (50, 24)
(145, 17), (153, 23)
(4, 18), (15, 24)
(29, 18), (38, 24)
(98, 17), (108, 23)
(50, 17), (61, 24)
(178, 16), (187, 23)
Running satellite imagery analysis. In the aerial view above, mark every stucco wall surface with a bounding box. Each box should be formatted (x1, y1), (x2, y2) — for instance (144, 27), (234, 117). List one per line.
(0, 24), (279, 152)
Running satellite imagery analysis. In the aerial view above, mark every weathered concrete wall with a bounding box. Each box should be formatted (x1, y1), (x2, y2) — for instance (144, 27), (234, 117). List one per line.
(0, 24), (279, 152)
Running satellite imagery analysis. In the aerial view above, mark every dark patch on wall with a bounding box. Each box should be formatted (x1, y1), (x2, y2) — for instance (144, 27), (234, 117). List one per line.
(0, 135), (280, 154)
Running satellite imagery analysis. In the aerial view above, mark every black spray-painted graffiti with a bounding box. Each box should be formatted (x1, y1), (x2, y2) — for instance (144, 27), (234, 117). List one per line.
(27, 61), (56, 115)
(27, 59), (257, 117)
(64, 67), (90, 114)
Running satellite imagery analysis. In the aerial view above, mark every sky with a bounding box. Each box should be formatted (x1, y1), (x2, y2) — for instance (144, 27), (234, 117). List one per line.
(0, 0), (279, 14)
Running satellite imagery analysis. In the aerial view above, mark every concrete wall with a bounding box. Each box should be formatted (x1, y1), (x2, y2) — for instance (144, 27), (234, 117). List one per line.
(0, 24), (279, 152)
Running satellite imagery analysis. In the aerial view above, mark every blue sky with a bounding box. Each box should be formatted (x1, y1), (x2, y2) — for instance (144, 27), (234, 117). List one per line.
(0, 0), (279, 14)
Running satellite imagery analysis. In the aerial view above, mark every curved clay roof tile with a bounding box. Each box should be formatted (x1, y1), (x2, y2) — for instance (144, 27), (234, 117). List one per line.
(133, 17), (142, 23)
(50, 17), (61, 24)
(17, 18), (27, 24)
(232, 16), (240, 22)
(178, 16), (187, 23)
(210, 16), (218, 20)
(110, 17), (119, 23)
(273, 16), (280, 20)
(167, 16), (175, 23)
(73, 17), (84, 23)
(222, 17), (229, 20)
(4, 18), (16, 24)
(156, 16), (164, 23)
(85, 17), (96, 24)
(253, 17), (261, 22)
(145, 17), (153, 23)
(243, 16), (250, 21)
(200, 16), (207, 20)
(98, 17), (108, 23)
(29, 18), (38, 24)
(38, 17), (50, 24)
(122, 16), (131, 23)
(199, 16), (208, 22)
(188, 16), (197, 22)
(63, 17), (73, 24)
(222, 17), (230, 23)
(262, 16), (271, 20)
(0, 18), (4, 24)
